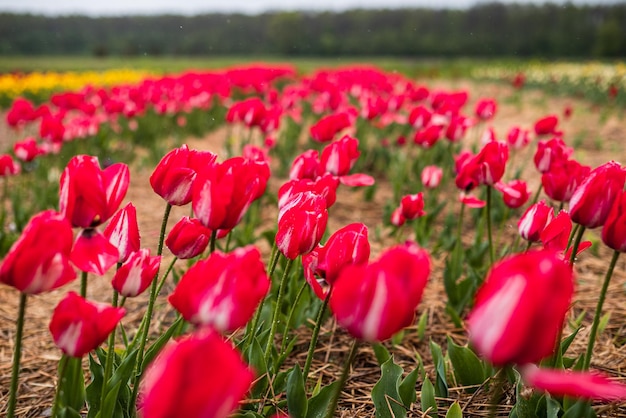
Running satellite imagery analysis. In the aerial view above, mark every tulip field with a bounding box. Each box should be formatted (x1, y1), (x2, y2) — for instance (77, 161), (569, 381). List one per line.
(1, 61), (626, 418)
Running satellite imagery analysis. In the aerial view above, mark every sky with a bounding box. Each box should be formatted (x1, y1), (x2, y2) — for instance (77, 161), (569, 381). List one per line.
(0, 0), (621, 16)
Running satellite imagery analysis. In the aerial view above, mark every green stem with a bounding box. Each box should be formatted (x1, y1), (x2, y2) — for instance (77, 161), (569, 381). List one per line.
(303, 289), (332, 380)
(485, 185), (495, 265)
(80, 270), (88, 298)
(280, 280), (309, 355)
(101, 290), (119, 408)
(209, 229), (217, 254)
(566, 223), (580, 252)
(7, 293), (27, 418)
(129, 202), (171, 416)
(51, 355), (69, 418)
(264, 257), (294, 368)
(155, 257), (178, 295)
(583, 250), (620, 370)
(568, 225), (586, 266)
(530, 183), (543, 207)
(324, 338), (359, 418)
(488, 368), (507, 418)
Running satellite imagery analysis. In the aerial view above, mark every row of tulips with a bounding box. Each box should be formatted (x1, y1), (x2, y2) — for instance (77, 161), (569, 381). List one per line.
(2, 63), (626, 417)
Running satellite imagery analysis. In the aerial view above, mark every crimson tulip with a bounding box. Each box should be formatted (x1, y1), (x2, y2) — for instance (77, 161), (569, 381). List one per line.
(400, 193), (426, 220)
(165, 216), (212, 259)
(495, 180), (529, 209)
(602, 191), (626, 252)
(226, 97), (267, 128)
(139, 330), (253, 418)
(390, 207), (406, 227)
(310, 111), (352, 143)
(49, 291), (125, 357)
(0, 210), (75, 294)
(467, 250), (573, 366)
(150, 145), (217, 206)
(59, 155), (129, 228)
(103, 202), (140, 263)
(70, 228), (120, 275)
(319, 134), (360, 177)
(541, 159), (590, 203)
(111, 249), (161, 298)
(421, 165), (443, 189)
(506, 126), (531, 150)
(414, 124), (443, 148)
(13, 137), (44, 162)
(168, 246), (269, 332)
(518, 200), (554, 242)
(303, 223), (370, 299)
(408, 105), (432, 129)
(534, 115), (561, 136)
(569, 161), (626, 228)
(533, 137), (572, 174)
(475, 98), (497, 121)
(276, 191), (328, 260)
(329, 241), (430, 342)
(289, 149), (321, 181)
(278, 173), (339, 210)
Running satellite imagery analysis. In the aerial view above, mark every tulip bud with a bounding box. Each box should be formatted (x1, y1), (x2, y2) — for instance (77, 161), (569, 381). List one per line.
(400, 193), (426, 220)
(421, 165), (443, 189)
(602, 191), (626, 252)
(103, 203), (140, 263)
(518, 200), (554, 242)
(111, 249), (161, 298)
(276, 191), (328, 260)
(165, 216), (212, 259)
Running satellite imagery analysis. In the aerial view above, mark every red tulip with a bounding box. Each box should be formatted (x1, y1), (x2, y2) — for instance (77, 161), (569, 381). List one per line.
(400, 193), (426, 220)
(193, 157), (269, 232)
(408, 105), (432, 129)
(139, 330), (254, 418)
(533, 137), (572, 174)
(506, 126), (531, 150)
(165, 216), (212, 259)
(103, 203), (140, 263)
(6, 97), (37, 127)
(111, 249), (161, 298)
(168, 246), (269, 332)
(540, 211), (572, 253)
(0, 154), (20, 176)
(319, 134), (360, 177)
(569, 161), (626, 228)
(330, 241), (430, 342)
(278, 173), (339, 210)
(390, 207), (406, 227)
(475, 98), (497, 121)
(276, 191), (328, 260)
(518, 200), (554, 242)
(445, 115), (472, 143)
(13, 137), (44, 162)
(302, 223), (370, 299)
(459, 192), (486, 208)
(226, 97), (267, 128)
(310, 112), (352, 143)
(602, 191), (626, 252)
(520, 364), (626, 401)
(0, 210), (75, 294)
(150, 145), (217, 206)
(495, 180), (529, 209)
(289, 149), (321, 181)
(59, 155), (129, 228)
(70, 228), (119, 275)
(414, 124), (443, 148)
(534, 115), (561, 136)
(421, 165), (443, 189)
(542, 159), (590, 203)
(49, 291), (125, 357)
(467, 250), (573, 366)
(474, 141), (509, 186)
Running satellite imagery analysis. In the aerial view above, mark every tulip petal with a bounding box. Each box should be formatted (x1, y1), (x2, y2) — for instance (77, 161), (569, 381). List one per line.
(71, 229), (119, 275)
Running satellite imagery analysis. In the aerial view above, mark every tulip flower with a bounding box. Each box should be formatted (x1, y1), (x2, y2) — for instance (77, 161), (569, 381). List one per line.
(534, 115), (561, 136)
(445, 117), (471, 143)
(150, 145), (217, 206)
(474, 141), (509, 186)
(541, 159), (590, 203)
(319, 135), (374, 186)
(495, 180), (529, 209)
(330, 241), (430, 342)
(602, 191), (626, 252)
(165, 216), (212, 259)
(569, 161), (626, 229)
(533, 137), (572, 174)
(0, 210), (76, 294)
(226, 97), (267, 128)
(0, 154), (20, 176)
(390, 207), (406, 227)
(168, 246), (269, 332)
(303, 223), (370, 299)
(139, 330), (254, 418)
(540, 210), (573, 253)
(49, 291), (125, 358)
(520, 364), (626, 401)
(111, 249), (161, 298)
(400, 193), (426, 220)
(193, 156), (269, 232)
(289, 149), (321, 181)
(276, 191), (328, 260)
(506, 126), (530, 150)
(475, 98), (497, 121)
(310, 111), (352, 143)
(70, 228), (120, 276)
(408, 105), (432, 129)
(6, 97), (37, 127)
(421, 165), (443, 189)
(414, 124), (443, 148)
(518, 200), (554, 242)
(278, 173), (339, 210)
(59, 155), (130, 228)
(467, 250), (574, 366)
(103, 203), (140, 263)
(459, 192), (486, 208)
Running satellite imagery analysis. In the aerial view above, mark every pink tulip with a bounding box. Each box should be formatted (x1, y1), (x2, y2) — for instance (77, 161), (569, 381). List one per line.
(139, 330), (253, 418)
(0, 210), (75, 294)
(111, 249), (161, 298)
(467, 250), (573, 366)
(302, 223), (370, 299)
(13, 137), (44, 162)
(168, 246), (269, 332)
(49, 292), (125, 357)
(421, 165), (443, 189)
(150, 145), (217, 206)
(330, 241), (430, 342)
(569, 161), (625, 228)
(59, 155), (129, 228)
(319, 135), (360, 177)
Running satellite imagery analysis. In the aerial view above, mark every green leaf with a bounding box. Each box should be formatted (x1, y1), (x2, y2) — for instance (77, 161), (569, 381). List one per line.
(429, 340), (448, 398)
(287, 365), (308, 418)
(372, 343), (391, 366)
(562, 399), (595, 418)
(416, 311), (428, 341)
(58, 356), (86, 413)
(247, 337), (269, 399)
(446, 401), (463, 418)
(100, 380), (123, 418)
(100, 349), (138, 418)
(371, 357), (406, 418)
(598, 312), (611, 336)
(398, 368), (419, 408)
(447, 336), (486, 391)
(57, 406), (83, 418)
(142, 316), (183, 370)
(420, 377), (437, 417)
(86, 353), (104, 416)
(306, 381), (340, 418)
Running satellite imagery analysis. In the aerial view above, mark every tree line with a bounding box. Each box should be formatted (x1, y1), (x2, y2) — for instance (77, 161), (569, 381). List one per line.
(1, 3), (624, 58)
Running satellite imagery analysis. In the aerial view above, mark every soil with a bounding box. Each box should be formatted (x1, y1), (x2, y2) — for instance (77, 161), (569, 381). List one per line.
(1, 79), (626, 417)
